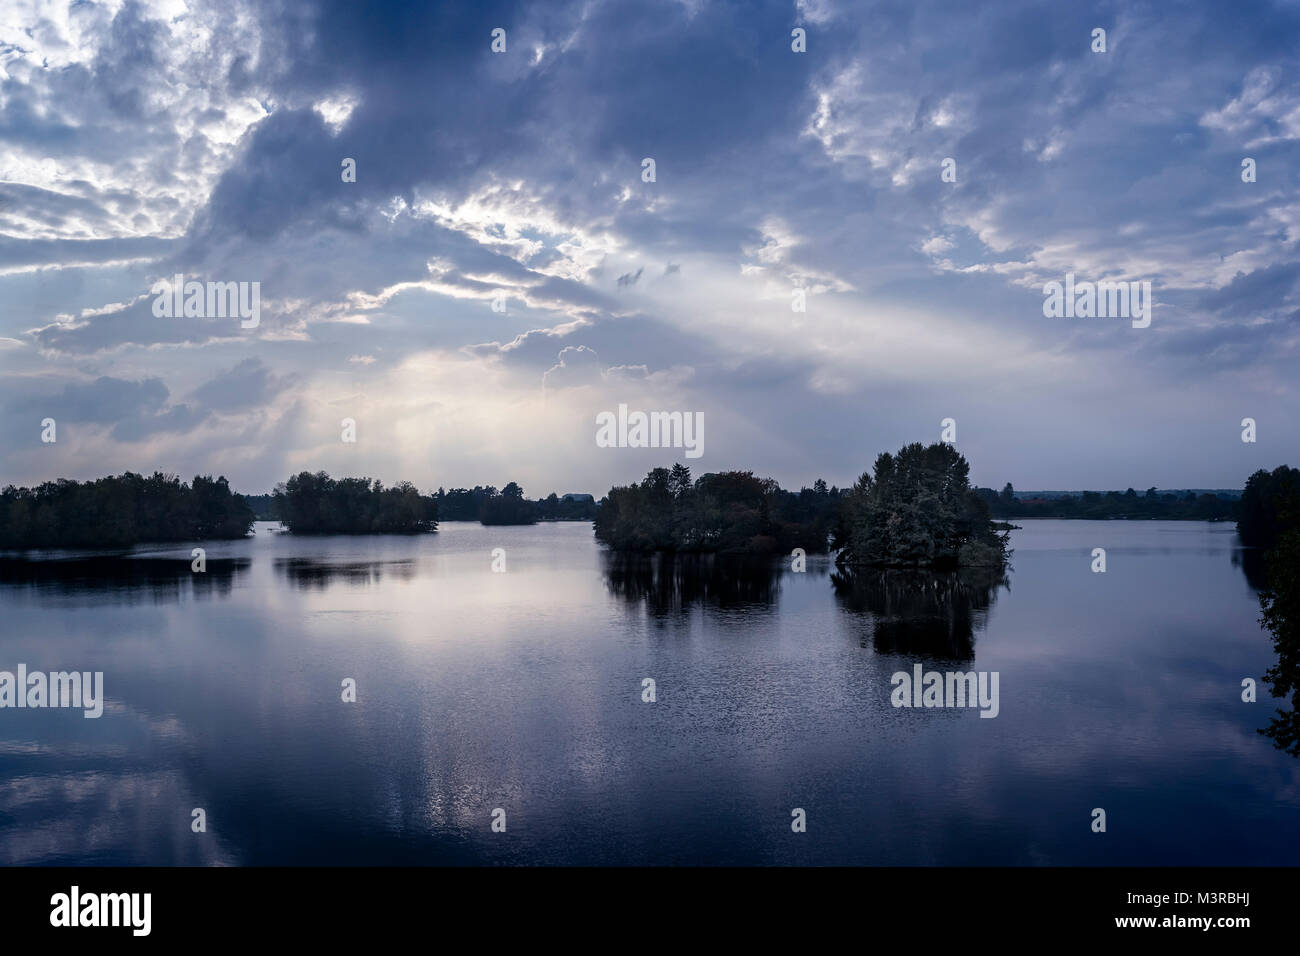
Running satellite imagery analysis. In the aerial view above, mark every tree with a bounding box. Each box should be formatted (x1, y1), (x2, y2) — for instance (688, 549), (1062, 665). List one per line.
(668, 464), (692, 500)
(836, 442), (1009, 570)
(1239, 466), (1300, 548)
(479, 482), (537, 525)
(1260, 486), (1300, 756)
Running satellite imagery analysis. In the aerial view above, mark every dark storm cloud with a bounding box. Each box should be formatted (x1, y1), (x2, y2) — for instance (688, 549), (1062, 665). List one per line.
(185, 108), (369, 244)
(183, 0), (828, 245)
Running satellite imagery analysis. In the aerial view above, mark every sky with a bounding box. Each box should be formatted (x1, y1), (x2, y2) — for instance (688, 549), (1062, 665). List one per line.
(1, 0), (1298, 496)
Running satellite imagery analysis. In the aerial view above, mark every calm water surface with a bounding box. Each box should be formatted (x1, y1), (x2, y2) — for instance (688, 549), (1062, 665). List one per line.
(0, 519), (1296, 865)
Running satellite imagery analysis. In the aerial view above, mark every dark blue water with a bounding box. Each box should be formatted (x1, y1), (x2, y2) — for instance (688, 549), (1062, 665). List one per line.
(0, 520), (1295, 865)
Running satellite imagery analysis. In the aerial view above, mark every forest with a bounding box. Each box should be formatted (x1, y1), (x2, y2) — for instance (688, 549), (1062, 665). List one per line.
(975, 484), (1238, 521)
(593, 463), (842, 556)
(0, 473), (253, 549)
(272, 472), (437, 534)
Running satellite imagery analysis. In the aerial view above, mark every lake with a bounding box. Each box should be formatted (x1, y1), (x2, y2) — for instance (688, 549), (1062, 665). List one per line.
(0, 519), (1295, 865)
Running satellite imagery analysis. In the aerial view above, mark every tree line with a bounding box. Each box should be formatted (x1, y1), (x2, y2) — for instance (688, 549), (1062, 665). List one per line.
(244, 483), (597, 525)
(604, 447), (1295, 569)
(272, 472), (437, 534)
(594, 463), (844, 556)
(976, 484), (1238, 521)
(433, 484), (597, 524)
(0, 473), (254, 549)
(5, 460), (1294, 560)
(0, 470), (595, 547)
(595, 444), (1010, 569)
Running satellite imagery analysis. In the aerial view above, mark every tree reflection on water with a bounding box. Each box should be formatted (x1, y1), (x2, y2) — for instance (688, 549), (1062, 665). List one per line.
(832, 566), (1009, 662)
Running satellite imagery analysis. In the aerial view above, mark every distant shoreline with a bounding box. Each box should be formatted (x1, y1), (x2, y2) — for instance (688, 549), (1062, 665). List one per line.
(996, 515), (1236, 522)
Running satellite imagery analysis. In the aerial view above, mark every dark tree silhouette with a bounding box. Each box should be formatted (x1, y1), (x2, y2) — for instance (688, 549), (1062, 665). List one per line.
(595, 467), (839, 553)
(0, 473), (253, 549)
(835, 442), (1009, 570)
(272, 472), (436, 534)
(977, 485), (1239, 521)
(832, 565), (1008, 660)
(1258, 486), (1300, 756)
(1239, 466), (1300, 548)
(479, 482), (538, 525)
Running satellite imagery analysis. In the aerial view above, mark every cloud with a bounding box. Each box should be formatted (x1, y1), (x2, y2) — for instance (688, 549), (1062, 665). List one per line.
(0, 0), (273, 242)
(5, 358), (293, 445)
(12, 375), (169, 426)
(2, 0), (1299, 493)
(186, 357), (294, 412)
(542, 345), (604, 390)
(1200, 66), (1300, 146)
